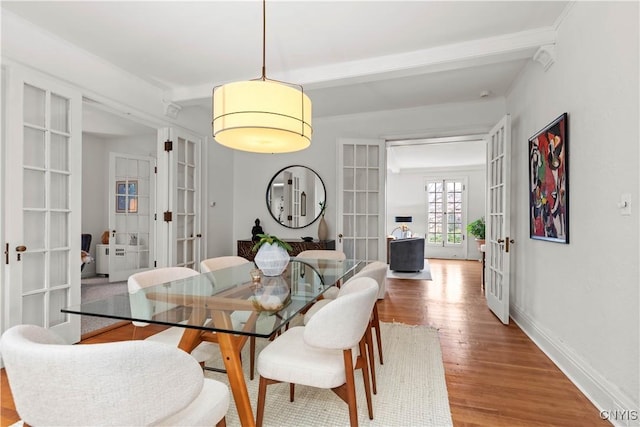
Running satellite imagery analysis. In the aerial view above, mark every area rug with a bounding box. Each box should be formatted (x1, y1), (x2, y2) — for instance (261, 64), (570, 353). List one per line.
(80, 278), (128, 335)
(205, 322), (452, 426)
(386, 259), (432, 280)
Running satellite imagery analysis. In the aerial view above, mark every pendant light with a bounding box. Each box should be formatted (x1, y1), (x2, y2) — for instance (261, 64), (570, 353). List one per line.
(212, 0), (312, 153)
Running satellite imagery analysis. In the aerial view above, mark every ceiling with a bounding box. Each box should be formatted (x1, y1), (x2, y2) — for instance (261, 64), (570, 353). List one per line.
(2, 0), (569, 167)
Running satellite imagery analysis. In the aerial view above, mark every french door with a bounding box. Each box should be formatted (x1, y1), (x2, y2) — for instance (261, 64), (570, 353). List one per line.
(337, 138), (385, 262)
(425, 177), (468, 259)
(3, 65), (82, 343)
(107, 153), (155, 282)
(485, 115), (513, 324)
(156, 128), (202, 270)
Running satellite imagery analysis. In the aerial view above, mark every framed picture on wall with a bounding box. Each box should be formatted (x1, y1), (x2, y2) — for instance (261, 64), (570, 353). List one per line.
(528, 113), (569, 243)
(116, 180), (138, 213)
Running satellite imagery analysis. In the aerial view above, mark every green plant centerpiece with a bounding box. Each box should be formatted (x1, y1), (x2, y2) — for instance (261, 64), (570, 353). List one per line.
(252, 234), (292, 276)
(466, 217), (486, 249)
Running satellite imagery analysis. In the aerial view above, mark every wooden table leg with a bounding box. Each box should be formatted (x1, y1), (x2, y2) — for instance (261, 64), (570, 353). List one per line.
(177, 306), (207, 352)
(213, 311), (256, 427)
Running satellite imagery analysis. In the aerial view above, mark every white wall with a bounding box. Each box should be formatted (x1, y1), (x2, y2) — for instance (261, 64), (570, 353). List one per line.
(2, 11), (235, 261)
(231, 99), (505, 247)
(506, 1), (639, 414)
(81, 134), (156, 277)
(387, 165), (485, 260)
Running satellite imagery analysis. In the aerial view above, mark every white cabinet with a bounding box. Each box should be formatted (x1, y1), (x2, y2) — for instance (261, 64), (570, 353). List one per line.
(96, 244), (109, 275)
(96, 244), (149, 276)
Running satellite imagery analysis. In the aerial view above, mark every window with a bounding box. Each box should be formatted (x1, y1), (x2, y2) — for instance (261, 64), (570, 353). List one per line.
(426, 180), (463, 246)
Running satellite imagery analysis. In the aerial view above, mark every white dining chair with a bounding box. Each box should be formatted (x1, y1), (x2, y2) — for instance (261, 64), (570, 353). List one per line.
(0, 324), (230, 426)
(200, 255), (250, 273)
(297, 249), (346, 299)
(256, 276), (378, 427)
(302, 260), (388, 394)
(128, 266), (218, 365)
(200, 255), (266, 380)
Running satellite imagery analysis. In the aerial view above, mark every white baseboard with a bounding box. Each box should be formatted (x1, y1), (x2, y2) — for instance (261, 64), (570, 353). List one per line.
(511, 305), (638, 427)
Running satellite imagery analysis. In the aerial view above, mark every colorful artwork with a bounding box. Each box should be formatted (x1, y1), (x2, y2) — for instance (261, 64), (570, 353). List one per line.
(529, 113), (569, 243)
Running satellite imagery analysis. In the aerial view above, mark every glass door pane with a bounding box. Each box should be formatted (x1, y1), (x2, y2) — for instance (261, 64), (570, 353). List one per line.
(339, 139), (383, 262)
(22, 84), (71, 327)
(175, 137), (198, 269)
(108, 154), (154, 282)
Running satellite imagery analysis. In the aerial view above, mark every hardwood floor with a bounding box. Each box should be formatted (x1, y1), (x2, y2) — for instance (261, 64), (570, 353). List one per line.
(1, 259), (607, 426)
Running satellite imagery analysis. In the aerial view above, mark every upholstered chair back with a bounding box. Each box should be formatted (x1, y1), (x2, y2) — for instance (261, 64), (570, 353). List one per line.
(304, 276), (378, 350)
(201, 256), (250, 273)
(128, 266), (200, 327)
(296, 250), (346, 260)
(0, 324), (230, 426)
(354, 261), (388, 299)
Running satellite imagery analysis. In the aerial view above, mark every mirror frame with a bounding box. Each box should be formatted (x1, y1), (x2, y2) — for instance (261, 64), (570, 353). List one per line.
(265, 165), (326, 229)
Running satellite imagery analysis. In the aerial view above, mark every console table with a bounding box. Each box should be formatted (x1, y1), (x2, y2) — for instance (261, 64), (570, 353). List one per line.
(237, 239), (336, 261)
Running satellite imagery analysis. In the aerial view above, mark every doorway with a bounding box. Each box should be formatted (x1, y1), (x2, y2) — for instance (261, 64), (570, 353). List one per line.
(386, 136), (486, 261)
(81, 100), (157, 280)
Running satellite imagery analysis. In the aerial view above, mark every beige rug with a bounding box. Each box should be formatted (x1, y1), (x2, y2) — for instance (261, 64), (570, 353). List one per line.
(205, 322), (452, 426)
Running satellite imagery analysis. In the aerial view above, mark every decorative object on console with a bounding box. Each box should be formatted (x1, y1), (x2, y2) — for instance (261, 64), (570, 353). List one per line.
(317, 201), (328, 241)
(389, 237), (425, 272)
(252, 234), (293, 276)
(212, 0), (312, 154)
(301, 236), (314, 242)
(251, 218), (264, 242)
(529, 112), (569, 243)
(237, 239), (335, 261)
(390, 216), (413, 239)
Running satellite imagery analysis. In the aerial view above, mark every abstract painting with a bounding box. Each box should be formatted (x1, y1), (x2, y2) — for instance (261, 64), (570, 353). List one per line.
(529, 113), (569, 243)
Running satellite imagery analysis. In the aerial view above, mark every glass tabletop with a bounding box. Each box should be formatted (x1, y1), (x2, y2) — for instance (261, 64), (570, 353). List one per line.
(63, 258), (361, 338)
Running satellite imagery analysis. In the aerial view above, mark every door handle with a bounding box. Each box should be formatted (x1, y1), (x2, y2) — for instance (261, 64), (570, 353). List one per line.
(15, 245), (27, 261)
(338, 233), (343, 243)
(496, 238), (515, 252)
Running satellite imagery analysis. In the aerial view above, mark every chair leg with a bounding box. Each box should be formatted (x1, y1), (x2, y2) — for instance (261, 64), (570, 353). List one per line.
(358, 338), (374, 420)
(365, 325), (377, 395)
(342, 348), (359, 427)
(256, 376), (268, 427)
(290, 383), (295, 402)
(372, 302), (383, 364)
(216, 417), (226, 427)
(250, 336), (256, 380)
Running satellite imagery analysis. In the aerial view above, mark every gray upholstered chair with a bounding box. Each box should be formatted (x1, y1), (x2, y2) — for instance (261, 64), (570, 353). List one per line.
(128, 267), (218, 365)
(0, 324), (230, 426)
(256, 276), (378, 427)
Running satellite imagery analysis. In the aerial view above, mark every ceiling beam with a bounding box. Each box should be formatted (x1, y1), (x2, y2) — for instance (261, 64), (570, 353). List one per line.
(166, 27), (556, 106)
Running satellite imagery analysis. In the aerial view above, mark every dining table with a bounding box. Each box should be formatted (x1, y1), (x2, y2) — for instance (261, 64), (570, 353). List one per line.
(62, 257), (361, 427)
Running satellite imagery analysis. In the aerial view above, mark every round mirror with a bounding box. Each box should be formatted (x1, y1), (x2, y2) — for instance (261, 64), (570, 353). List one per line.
(266, 165), (326, 229)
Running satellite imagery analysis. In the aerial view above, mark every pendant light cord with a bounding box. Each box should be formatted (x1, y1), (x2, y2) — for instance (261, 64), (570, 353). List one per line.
(261, 0), (266, 80)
